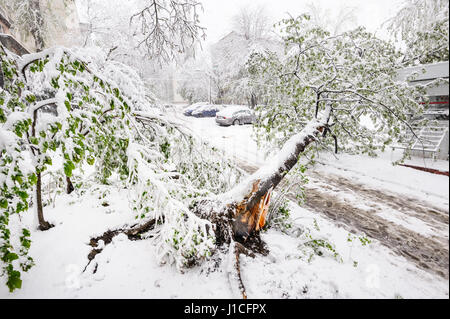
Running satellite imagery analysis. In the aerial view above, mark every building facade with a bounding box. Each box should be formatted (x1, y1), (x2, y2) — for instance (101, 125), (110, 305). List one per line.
(0, 6), (29, 55)
(1, 0), (81, 54)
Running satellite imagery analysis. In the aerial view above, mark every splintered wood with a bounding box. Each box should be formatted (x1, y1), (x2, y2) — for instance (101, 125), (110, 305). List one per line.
(234, 180), (273, 240)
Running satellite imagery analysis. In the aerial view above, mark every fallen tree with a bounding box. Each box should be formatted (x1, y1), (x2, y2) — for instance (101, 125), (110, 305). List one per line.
(1, 12), (448, 297)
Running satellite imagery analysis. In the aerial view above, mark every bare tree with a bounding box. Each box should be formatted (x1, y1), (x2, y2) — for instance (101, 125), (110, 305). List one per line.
(232, 4), (272, 41)
(206, 5), (280, 106)
(305, 2), (358, 35)
(130, 0), (206, 63)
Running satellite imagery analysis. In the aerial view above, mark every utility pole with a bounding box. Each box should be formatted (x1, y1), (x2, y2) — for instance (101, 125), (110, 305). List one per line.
(209, 74), (212, 104)
(211, 63), (218, 104)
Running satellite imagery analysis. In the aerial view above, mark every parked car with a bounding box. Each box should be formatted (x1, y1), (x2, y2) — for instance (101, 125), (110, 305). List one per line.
(191, 104), (223, 117)
(183, 102), (208, 116)
(215, 105), (256, 126)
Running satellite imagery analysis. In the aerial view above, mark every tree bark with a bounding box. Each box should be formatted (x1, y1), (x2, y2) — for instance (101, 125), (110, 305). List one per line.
(36, 171), (52, 230)
(66, 177), (74, 194)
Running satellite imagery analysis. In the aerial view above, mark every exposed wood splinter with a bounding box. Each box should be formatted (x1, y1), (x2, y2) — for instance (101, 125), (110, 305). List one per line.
(233, 180), (273, 242)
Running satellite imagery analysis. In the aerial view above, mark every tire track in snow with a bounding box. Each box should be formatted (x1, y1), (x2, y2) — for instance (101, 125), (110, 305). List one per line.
(307, 170), (449, 229)
(236, 160), (449, 280)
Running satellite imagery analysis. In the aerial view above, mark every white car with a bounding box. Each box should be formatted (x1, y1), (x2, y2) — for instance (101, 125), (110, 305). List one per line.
(215, 105), (256, 126)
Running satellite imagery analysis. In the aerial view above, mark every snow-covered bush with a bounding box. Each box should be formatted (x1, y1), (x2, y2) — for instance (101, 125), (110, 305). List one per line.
(0, 43), (135, 290)
(0, 43), (243, 291)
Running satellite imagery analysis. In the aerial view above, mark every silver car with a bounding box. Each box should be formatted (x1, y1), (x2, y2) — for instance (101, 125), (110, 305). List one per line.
(215, 106), (256, 126)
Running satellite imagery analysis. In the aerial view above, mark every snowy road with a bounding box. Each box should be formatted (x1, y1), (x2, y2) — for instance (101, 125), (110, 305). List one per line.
(237, 160), (449, 279)
(177, 111), (449, 280)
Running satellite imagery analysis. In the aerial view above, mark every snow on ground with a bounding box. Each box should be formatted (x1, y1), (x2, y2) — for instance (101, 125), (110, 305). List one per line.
(375, 208), (440, 238)
(316, 151), (449, 210)
(1, 184), (232, 299)
(247, 203), (448, 299)
(309, 152), (449, 242)
(1, 179), (446, 298)
(1, 109), (448, 299)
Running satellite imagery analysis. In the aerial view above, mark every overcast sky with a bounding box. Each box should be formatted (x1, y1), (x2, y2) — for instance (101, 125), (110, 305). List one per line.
(76, 0), (406, 45)
(200, 0), (405, 44)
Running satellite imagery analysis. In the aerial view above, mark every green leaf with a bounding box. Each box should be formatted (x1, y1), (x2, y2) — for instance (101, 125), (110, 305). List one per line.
(5, 252), (19, 262)
(6, 268), (22, 292)
(64, 100), (71, 111)
(43, 156), (52, 166)
(30, 137), (39, 145)
(17, 191), (28, 201)
(22, 229), (31, 237)
(63, 161), (75, 177)
(25, 95), (36, 103)
(86, 156), (95, 165)
(0, 198), (8, 209)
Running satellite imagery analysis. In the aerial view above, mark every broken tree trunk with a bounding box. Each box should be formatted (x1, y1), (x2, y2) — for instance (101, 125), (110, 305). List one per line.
(84, 107), (332, 298)
(229, 106), (332, 242)
(232, 181), (272, 242)
(193, 105), (332, 244)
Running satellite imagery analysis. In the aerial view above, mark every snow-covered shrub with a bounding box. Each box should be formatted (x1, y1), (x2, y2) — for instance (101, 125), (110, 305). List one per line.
(0, 42), (244, 291)
(266, 163), (310, 234)
(0, 43), (135, 290)
(267, 201), (293, 233)
(267, 198), (343, 263)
